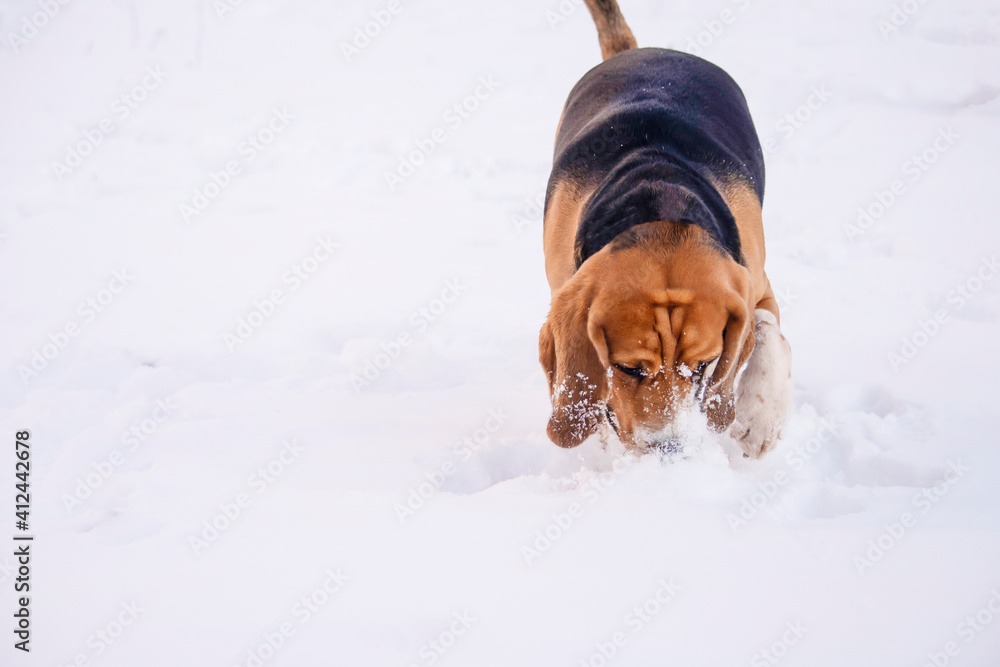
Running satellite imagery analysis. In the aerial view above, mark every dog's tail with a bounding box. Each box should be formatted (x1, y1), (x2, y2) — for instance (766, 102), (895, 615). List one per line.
(582, 0), (638, 60)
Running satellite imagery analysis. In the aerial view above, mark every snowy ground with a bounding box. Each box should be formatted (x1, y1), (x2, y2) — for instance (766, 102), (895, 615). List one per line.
(2, 0), (1000, 665)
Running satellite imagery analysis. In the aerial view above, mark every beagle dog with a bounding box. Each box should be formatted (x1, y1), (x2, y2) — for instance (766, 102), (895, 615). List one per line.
(539, 0), (792, 457)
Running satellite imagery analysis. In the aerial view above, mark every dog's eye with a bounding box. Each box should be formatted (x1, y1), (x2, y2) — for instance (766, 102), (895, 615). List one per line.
(614, 363), (645, 379)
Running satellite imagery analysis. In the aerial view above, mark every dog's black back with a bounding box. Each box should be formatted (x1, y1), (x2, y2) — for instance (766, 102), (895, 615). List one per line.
(547, 47), (765, 267)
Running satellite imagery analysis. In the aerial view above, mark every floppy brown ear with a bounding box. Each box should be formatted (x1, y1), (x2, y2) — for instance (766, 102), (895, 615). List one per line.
(703, 302), (755, 432)
(539, 285), (608, 448)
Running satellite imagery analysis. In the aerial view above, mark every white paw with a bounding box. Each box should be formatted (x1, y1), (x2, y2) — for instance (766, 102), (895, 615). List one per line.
(730, 310), (793, 459)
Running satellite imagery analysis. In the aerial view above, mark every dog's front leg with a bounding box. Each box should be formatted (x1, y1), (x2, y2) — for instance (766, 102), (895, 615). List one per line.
(729, 309), (793, 458)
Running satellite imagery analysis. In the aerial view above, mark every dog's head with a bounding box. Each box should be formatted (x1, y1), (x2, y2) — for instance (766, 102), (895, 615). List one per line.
(539, 222), (755, 449)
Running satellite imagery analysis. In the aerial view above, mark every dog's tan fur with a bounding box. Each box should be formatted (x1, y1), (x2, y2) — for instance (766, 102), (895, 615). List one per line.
(581, 0), (638, 60)
(541, 212), (764, 449)
(543, 179), (596, 293)
(539, 1), (791, 455)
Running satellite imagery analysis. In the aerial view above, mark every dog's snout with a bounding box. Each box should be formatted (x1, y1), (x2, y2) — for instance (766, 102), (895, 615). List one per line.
(649, 435), (684, 455)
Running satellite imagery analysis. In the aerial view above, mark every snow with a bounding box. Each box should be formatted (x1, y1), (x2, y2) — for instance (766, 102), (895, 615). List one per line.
(1, 0), (999, 665)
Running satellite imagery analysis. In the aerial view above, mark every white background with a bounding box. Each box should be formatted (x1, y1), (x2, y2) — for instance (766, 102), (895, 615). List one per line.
(1, 0), (999, 665)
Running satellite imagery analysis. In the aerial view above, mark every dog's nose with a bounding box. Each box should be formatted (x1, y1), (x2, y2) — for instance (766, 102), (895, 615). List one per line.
(649, 435), (684, 455)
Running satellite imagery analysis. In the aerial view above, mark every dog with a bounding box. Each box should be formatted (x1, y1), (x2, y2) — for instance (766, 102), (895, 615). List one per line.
(539, 0), (792, 457)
